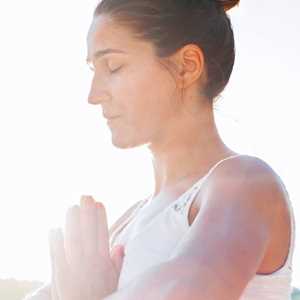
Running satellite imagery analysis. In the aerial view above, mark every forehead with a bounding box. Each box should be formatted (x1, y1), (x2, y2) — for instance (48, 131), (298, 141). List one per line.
(87, 15), (155, 61)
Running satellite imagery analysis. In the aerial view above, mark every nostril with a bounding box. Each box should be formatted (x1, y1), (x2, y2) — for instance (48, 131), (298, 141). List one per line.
(88, 97), (95, 104)
(88, 91), (111, 104)
(88, 95), (98, 104)
(87, 94), (104, 105)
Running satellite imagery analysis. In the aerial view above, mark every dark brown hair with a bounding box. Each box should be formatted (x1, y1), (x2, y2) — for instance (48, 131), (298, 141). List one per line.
(93, 0), (240, 101)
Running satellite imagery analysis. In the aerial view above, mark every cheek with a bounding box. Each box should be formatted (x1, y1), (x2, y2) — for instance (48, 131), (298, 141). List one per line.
(118, 64), (177, 126)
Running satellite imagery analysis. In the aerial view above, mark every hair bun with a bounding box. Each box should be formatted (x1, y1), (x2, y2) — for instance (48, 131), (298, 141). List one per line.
(217, 0), (240, 11)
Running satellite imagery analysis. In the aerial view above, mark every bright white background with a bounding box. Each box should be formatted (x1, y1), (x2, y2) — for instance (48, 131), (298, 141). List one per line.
(0, 0), (299, 287)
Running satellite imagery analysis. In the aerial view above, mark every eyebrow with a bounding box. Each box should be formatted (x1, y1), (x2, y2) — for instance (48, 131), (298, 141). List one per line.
(86, 48), (127, 64)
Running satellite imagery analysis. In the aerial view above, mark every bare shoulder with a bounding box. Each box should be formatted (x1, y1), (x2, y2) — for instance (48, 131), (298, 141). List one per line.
(170, 155), (290, 297)
(213, 154), (292, 268)
(200, 154), (291, 270)
(199, 154), (290, 243)
(203, 154), (292, 272)
(200, 154), (288, 212)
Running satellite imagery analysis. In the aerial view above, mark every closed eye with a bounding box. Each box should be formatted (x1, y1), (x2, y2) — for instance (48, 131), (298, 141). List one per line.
(109, 66), (122, 74)
(86, 59), (122, 74)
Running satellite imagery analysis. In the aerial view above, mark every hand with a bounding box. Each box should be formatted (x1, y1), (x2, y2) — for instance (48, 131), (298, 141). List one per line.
(49, 195), (125, 300)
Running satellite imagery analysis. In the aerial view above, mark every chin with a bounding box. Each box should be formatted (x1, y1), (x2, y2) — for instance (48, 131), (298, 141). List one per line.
(111, 135), (146, 149)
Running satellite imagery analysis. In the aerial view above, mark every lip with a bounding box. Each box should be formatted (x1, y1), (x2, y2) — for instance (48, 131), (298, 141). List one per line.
(106, 116), (119, 121)
(106, 116), (120, 125)
(103, 114), (120, 119)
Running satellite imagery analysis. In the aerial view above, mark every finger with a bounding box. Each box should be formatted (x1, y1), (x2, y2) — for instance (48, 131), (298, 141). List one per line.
(110, 244), (125, 275)
(95, 201), (110, 258)
(49, 231), (59, 300)
(51, 281), (59, 300)
(80, 195), (98, 260)
(49, 228), (69, 296)
(65, 205), (83, 270)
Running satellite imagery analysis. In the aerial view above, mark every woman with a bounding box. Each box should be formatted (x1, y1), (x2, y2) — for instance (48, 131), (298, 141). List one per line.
(25, 0), (295, 299)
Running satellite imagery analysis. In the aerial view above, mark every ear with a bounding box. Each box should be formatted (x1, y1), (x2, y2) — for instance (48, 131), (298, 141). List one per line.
(174, 44), (207, 90)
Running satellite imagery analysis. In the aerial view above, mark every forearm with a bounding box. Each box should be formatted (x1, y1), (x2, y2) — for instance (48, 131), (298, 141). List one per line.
(103, 256), (240, 300)
(102, 258), (201, 300)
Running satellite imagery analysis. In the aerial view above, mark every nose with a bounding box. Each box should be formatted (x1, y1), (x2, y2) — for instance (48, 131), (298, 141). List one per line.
(87, 75), (110, 105)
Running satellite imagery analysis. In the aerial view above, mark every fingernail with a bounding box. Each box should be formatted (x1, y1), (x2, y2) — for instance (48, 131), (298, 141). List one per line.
(80, 195), (94, 206)
(95, 202), (103, 209)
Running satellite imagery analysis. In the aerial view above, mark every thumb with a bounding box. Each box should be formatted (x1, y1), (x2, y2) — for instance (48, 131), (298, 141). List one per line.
(110, 244), (125, 275)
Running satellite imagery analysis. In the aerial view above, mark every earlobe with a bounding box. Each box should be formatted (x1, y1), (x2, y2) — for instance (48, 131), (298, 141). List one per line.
(177, 69), (185, 89)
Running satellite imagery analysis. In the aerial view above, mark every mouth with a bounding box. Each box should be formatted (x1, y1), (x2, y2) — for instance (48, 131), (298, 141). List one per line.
(107, 116), (120, 125)
(103, 114), (120, 119)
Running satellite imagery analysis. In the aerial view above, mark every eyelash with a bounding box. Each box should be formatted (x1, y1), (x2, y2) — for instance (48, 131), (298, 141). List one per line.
(88, 65), (122, 74)
(109, 66), (122, 74)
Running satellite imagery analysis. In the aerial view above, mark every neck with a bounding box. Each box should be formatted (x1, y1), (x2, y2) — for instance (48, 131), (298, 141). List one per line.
(147, 104), (235, 198)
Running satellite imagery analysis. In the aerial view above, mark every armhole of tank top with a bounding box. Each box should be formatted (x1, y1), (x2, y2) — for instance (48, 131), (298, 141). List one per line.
(109, 198), (149, 249)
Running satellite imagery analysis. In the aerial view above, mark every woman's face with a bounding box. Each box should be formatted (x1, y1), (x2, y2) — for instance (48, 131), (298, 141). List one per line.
(86, 15), (182, 149)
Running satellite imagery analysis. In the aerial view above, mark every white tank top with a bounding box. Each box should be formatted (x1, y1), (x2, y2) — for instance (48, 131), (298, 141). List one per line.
(110, 154), (296, 299)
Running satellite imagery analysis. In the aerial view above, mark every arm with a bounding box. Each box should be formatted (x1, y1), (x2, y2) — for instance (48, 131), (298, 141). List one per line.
(104, 156), (285, 300)
(103, 258), (195, 300)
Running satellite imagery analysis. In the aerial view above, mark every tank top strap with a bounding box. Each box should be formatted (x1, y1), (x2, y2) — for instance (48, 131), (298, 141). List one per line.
(199, 153), (246, 183)
(171, 153), (246, 218)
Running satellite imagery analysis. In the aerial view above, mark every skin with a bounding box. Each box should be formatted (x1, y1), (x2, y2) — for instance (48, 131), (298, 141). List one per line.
(102, 158), (291, 300)
(49, 196), (125, 300)
(86, 15), (235, 195)
(50, 13), (292, 300)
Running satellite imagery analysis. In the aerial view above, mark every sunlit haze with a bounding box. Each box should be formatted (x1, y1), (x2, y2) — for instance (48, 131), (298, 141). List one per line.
(0, 0), (299, 288)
